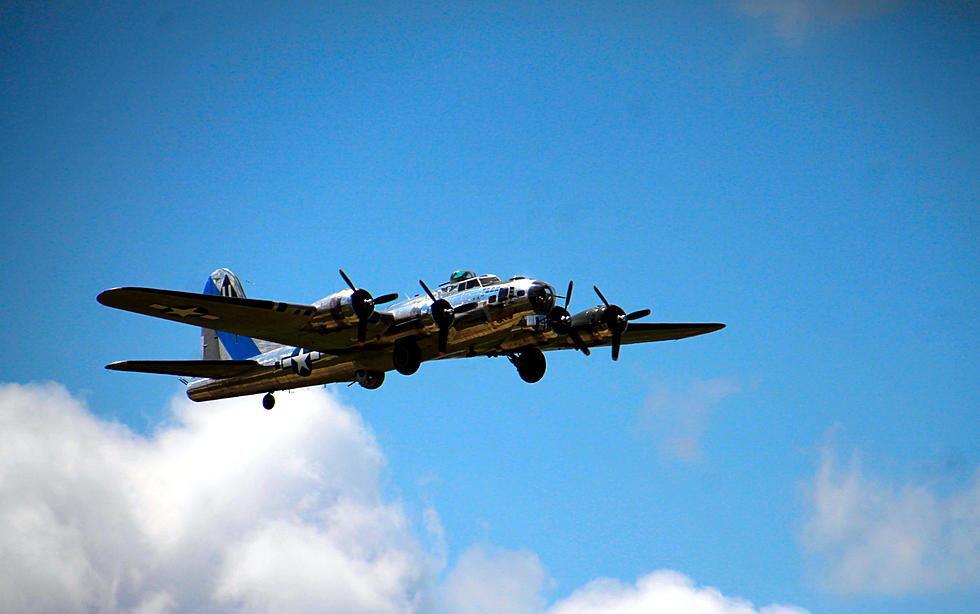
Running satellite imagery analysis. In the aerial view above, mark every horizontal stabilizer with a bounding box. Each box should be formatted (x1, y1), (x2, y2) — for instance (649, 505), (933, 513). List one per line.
(105, 360), (264, 379)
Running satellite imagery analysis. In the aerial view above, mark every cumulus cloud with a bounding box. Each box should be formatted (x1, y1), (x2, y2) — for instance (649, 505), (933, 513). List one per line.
(440, 546), (549, 614)
(549, 570), (809, 614)
(0, 382), (811, 613)
(738, 0), (907, 39)
(802, 448), (980, 594)
(0, 382), (430, 613)
(641, 378), (741, 462)
(438, 551), (810, 614)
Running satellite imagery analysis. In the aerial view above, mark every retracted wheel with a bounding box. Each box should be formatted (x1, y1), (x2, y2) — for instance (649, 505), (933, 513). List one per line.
(262, 393), (275, 410)
(393, 339), (422, 376)
(512, 347), (546, 384)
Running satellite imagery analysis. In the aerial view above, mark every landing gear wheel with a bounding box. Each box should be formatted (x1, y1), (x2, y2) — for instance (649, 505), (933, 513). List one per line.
(262, 393), (276, 410)
(393, 339), (422, 376)
(356, 370), (385, 390)
(512, 347), (546, 383)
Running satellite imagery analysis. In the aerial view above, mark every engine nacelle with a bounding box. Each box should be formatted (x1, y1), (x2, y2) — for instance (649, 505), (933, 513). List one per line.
(311, 290), (359, 326)
(279, 351), (322, 377)
(568, 305), (606, 331)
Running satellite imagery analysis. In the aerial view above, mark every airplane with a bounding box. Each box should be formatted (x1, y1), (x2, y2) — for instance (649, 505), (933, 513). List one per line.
(98, 268), (724, 409)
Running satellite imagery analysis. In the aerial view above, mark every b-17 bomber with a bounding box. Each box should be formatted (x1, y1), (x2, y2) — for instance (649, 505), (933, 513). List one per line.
(98, 269), (724, 409)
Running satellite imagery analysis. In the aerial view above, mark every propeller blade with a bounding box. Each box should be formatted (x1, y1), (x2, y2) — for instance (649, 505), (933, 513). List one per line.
(569, 329), (591, 356)
(339, 269), (356, 292)
(374, 293), (399, 305)
(590, 285), (647, 360)
(549, 280), (590, 356)
(357, 318), (368, 344)
(593, 285), (610, 307)
(419, 279), (437, 302)
(626, 308), (651, 321)
(420, 279), (454, 353)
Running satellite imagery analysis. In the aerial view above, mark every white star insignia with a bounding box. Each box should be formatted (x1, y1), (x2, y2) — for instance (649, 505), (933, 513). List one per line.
(162, 305), (218, 320)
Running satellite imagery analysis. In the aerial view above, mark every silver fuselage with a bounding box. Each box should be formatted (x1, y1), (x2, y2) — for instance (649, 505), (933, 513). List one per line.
(186, 275), (556, 401)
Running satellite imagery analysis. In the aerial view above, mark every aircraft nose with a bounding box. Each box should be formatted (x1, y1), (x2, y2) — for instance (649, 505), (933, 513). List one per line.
(527, 282), (556, 315)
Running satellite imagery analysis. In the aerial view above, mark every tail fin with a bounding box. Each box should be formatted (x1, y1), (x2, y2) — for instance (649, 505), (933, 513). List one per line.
(201, 269), (262, 360)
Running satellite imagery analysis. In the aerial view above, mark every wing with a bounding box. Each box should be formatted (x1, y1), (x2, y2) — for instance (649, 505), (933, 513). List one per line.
(98, 287), (342, 350)
(106, 360), (265, 379)
(536, 322), (725, 352)
(614, 322), (725, 345)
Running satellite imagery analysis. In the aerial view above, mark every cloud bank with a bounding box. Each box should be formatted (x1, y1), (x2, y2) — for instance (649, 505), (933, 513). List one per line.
(0, 382), (809, 613)
(802, 448), (980, 594)
(0, 382), (430, 613)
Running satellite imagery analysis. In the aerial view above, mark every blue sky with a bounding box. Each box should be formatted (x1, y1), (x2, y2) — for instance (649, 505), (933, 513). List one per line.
(2, 2), (978, 613)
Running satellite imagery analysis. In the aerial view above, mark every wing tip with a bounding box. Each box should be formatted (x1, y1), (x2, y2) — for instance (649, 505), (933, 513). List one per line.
(97, 287), (141, 307)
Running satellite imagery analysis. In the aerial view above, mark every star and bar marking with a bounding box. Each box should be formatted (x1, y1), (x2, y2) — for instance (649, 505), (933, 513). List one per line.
(149, 304), (220, 320)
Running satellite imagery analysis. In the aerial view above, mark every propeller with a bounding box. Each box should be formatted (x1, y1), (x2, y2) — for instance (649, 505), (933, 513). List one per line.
(593, 285), (651, 361)
(548, 281), (590, 355)
(339, 269), (399, 344)
(419, 279), (455, 354)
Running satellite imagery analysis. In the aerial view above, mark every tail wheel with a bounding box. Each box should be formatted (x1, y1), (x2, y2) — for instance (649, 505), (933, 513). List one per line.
(356, 370), (385, 389)
(262, 393), (275, 410)
(511, 347), (546, 383)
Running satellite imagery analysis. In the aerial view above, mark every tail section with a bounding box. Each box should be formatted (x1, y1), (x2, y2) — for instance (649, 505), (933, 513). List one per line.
(201, 269), (262, 360)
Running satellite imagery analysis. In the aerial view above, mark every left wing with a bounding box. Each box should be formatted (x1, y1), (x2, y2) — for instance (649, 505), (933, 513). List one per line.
(610, 322), (725, 345)
(536, 322), (725, 352)
(98, 287), (345, 351)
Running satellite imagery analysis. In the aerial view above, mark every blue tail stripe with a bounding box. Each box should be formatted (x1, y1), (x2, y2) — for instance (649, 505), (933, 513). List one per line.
(203, 274), (261, 360)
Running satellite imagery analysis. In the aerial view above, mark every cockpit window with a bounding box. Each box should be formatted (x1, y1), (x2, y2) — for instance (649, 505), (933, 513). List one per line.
(450, 270), (476, 283)
(440, 272), (501, 294)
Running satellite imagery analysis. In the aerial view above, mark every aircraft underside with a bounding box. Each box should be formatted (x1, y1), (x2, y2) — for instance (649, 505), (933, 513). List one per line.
(100, 268), (724, 409)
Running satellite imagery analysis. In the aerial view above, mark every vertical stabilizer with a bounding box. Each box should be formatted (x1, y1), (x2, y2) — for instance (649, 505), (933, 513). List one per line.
(201, 269), (262, 360)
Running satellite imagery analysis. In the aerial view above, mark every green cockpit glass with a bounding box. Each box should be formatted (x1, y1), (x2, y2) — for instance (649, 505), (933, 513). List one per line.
(450, 270), (476, 283)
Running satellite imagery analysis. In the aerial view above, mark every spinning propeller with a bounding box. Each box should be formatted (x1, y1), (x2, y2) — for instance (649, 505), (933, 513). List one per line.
(419, 279), (455, 354)
(592, 285), (651, 361)
(339, 269), (399, 344)
(548, 281), (590, 356)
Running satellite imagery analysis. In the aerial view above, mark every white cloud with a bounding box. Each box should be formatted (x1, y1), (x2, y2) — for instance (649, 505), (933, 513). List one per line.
(0, 382), (429, 614)
(802, 448), (980, 594)
(438, 552), (809, 614)
(440, 546), (550, 614)
(0, 382), (811, 614)
(548, 570), (809, 614)
(737, 0), (907, 39)
(642, 378), (741, 462)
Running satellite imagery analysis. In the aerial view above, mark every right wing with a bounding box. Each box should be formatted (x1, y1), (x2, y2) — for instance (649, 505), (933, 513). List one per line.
(106, 360), (265, 379)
